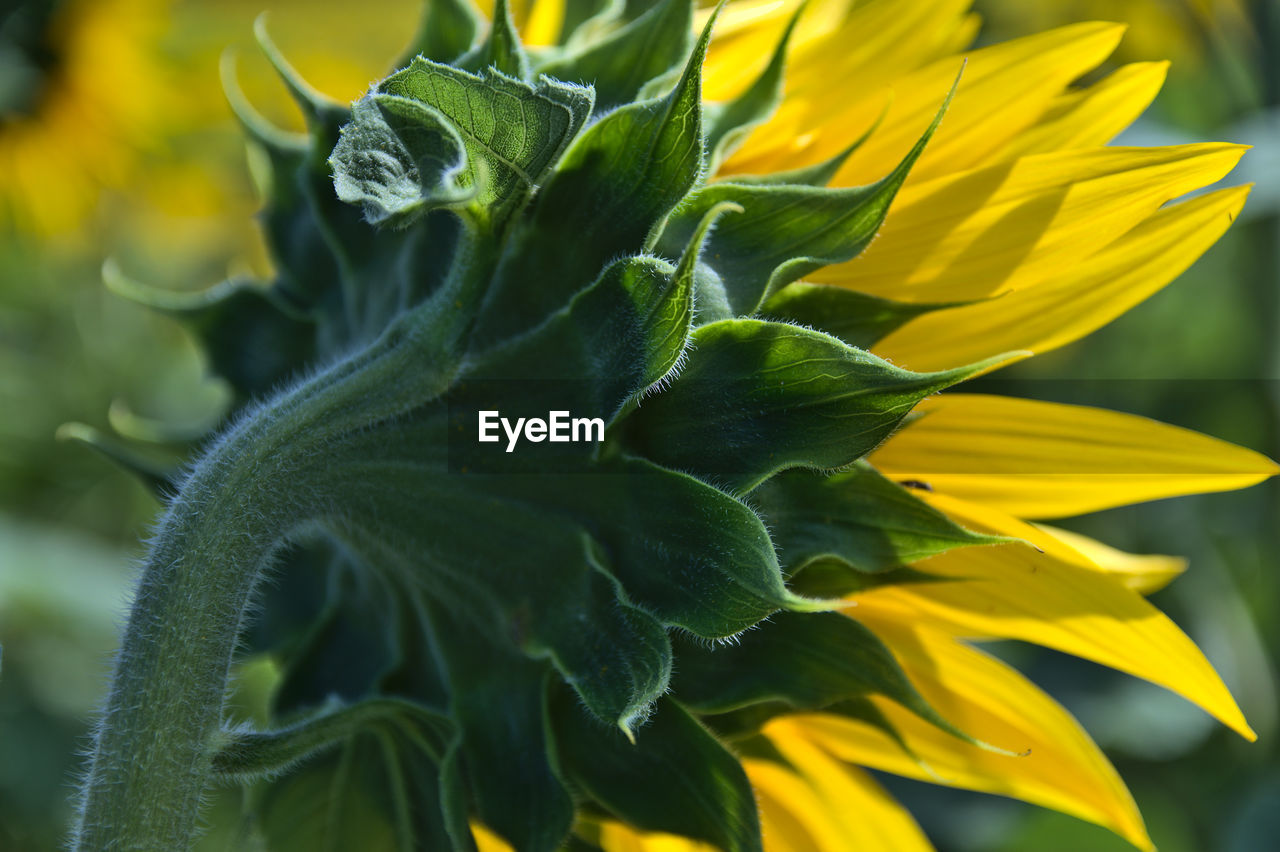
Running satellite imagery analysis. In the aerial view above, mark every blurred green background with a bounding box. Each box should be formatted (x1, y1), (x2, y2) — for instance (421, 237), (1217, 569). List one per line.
(0, 1), (1276, 849)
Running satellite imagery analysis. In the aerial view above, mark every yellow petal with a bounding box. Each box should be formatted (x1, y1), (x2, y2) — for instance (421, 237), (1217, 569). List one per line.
(1035, 524), (1186, 595)
(773, 620), (1153, 851)
(811, 144), (1245, 302)
(472, 822), (515, 852)
(870, 393), (1279, 518)
(873, 185), (1251, 368)
(729, 22), (1126, 184)
(985, 61), (1169, 161)
(595, 822), (719, 852)
(851, 492), (1256, 741)
(744, 743), (934, 852)
(717, 0), (974, 167)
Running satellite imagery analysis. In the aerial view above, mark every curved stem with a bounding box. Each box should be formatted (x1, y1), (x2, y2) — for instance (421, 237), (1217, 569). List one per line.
(72, 218), (500, 851)
(72, 441), (297, 850)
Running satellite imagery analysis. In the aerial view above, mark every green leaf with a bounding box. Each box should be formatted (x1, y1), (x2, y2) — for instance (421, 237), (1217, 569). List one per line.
(397, 0), (484, 66)
(211, 698), (453, 782)
(761, 281), (968, 348)
(703, 1), (802, 172)
(754, 462), (1002, 578)
(458, 0), (531, 79)
(378, 58), (593, 229)
(554, 694), (763, 852)
(330, 470), (673, 736)
(671, 611), (979, 744)
(656, 80), (954, 315)
(538, 0), (693, 111)
(622, 319), (1009, 494)
(330, 95), (473, 228)
(427, 611), (574, 852)
(253, 727), (453, 852)
(254, 15), (348, 132)
(472, 2), (720, 343)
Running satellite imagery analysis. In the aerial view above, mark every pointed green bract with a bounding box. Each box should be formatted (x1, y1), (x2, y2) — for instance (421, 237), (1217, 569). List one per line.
(762, 281), (970, 348)
(555, 695), (764, 852)
(756, 462), (1004, 577)
(459, 0), (531, 79)
(671, 612), (981, 746)
(539, 0), (694, 110)
(398, 0), (485, 66)
(472, 3), (719, 342)
(623, 319), (1011, 494)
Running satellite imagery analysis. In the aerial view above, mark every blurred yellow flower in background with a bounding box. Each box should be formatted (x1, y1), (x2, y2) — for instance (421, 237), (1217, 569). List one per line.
(0, 0), (174, 237)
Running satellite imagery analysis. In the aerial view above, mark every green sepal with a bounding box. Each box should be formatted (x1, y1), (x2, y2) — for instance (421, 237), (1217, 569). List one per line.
(377, 58), (593, 230)
(786, 559), (947, 598)
(622, 319), (1010, 494)
(330, 94), (473, 228)
(251, 728), (454, 852)
(102, 262), (316, 403)
(755, 462), (1004, 577)
(656, 81), (954, 315)
(210, 697), (452, 782)
(428, 610), (574, 852)
(396, 0), (485, 66)
(671, 611), (979, 745)
(538, 0), (693, 111)
(703, 1), (803, 172)
(554, 693), (764, 852)
(254, 15), (348, 133)
(55, 423), (178, 497)
(473, 2), (719, 343)
(458, 0), (531, 79)
(761, 281), (970, 348)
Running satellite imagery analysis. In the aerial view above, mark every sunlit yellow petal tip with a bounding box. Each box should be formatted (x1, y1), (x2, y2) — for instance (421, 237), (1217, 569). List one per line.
(873, 393), (1279, 518)
(865, 492), (1258, 742)
(472, 822), (516, 852)
(1037, 524), (1187, 595)
(772, 622), (1155, 852)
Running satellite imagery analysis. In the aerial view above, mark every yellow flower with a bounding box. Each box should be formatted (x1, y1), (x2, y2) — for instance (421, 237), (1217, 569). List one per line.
(0, 0), (172, 237)
(555, 1), (1270, 849)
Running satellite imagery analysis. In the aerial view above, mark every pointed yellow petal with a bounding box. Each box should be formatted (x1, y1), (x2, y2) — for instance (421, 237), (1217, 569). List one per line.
(773, 621), (1154, 851)
(873, 185), (1251, 368)
(811, 144), (1245, 302)
(744, 744), (934, 852)
(870, 393), (1279, 518)
(717, 0), (973, 169)
(472, 822), (515, 852)
(986, 62), (1169, 161)
(729, 22), (1125, 183)
(851, 492), (1256, 740)
(1035, 524), (1186, 595)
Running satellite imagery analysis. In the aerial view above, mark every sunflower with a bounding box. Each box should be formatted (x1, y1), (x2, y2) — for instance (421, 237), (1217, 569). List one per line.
(0, 0), (175, 237)
(69, 2), (1275, 851)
